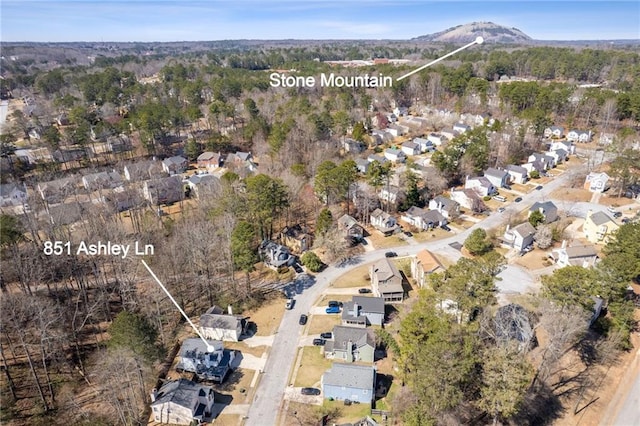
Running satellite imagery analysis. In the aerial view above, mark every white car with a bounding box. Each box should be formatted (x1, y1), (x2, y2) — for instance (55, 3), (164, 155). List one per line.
(607, 206), (617, 214)
(285, 299), (295, 310)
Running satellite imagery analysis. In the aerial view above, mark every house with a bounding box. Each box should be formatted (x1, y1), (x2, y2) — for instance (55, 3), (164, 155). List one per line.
(599, 133), (615, 145)
(162, 156), (188, 175)
(428, 196), (460, 219)
(367, 154), (388, 165)
(371, 129), (393, 144)
(522, 161), (546, 177)
(411, 250), (444, 288)
(584, 172), (610, 193)
(583, 210), (619, 244)
(197, 152), (224, 170)
(142, 176), (183, 205)
(378, 186), (405, 206)
(529, 201), (558, 224)
(325, 326), (376, 363)
(175, 338), (236, 383)
(483, 167), (510, 188)
(551, 242), (598, 268)
(322, 363), (376, 403)
(370, 258), (404, 302)
(279, 224), (312, 253)
(343, 138), (366, 153)
(440, 128), (456, 140)
(548, 148), (568, 163)
(413, 137), (434, 152)
(341, 296), (385, 327)
(465, 176), (497, 197)
(186, 174), (221, 199)
(503, 222), (536, 251)
(102, 188), (143, 212)
(150, 379), (215, 425)
(370, 208), (398, 235)
(260, 240), (294, 269)
(355, 159), (371, 174)
(0, 183), (28, 207)
(82, 171), (123, 191)
(549, 140), (574, 154)
(53, 148), (88, 164)
(505, 165), (528, 184)
(453, 122), (470, 133)
(123, 160), (166, 182)
(383, 148), (406, 163)
(388, 123), (409, 137)
(401, 206), (446, 230)
(544, 126), (564, 139)
(473, 113), (493, 126)
(427, 133), (447, 146)
(199, 305), (247, 342)
(105, 134), (132, 153)
(37, 176), (79, 204)
(528, 153), (554, 170)
(14, 147), (53, 165)
(567, 129), (592, 143)
(400, 141), (420, 156)
(393, 106), (408, 117)
(338, 214), (365, 240)
(450, 188), (484, 212)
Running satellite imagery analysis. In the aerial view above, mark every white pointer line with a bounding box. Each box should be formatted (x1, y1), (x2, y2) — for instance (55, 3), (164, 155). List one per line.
(396, 36), (484, 82)
(141, 259), (215, 352)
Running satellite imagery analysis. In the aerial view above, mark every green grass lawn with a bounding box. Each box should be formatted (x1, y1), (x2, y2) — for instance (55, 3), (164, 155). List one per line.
(294, 346), (333, 388)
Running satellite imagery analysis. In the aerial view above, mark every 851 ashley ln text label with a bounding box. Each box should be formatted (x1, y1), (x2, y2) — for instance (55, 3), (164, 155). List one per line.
(43, 241), (154, 259)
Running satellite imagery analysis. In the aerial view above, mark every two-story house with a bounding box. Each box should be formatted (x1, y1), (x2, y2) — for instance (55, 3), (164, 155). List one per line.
(465, 176), (497, 197)
(82, 171), (123, 191)
(401, 141), (421, 156)
(142, 176), (183, 205)
(583, 210), (619, 244)
(551, 241), (598, 268)
(567, 129), (592, 143)
(175, 338), (236, 383)
(162, 156), (188, 175)
(0, 183), (28, 207)
(370, 208), (398, 236)
(197, 152), (224, 170)
(324, 326), (375, 363)
(484, 167), (510, 188)
(384, 148), (406, 163)
(341, 296), (385, 327)
(370, 258), (405, 303)
(584, 172), (610, 193)
(401, 206), (446, 230)
(150, 379), (215, 425)
(544, 126), (564, 139)
(428, 196), (460, 219)
(503, 222), (536, 251)
(528, 201), (558, 224)
(338, 214), (365, 240)
(505, 165), (528, 184)
(199, 305), (247, 342)
(411, 249), (444, 288)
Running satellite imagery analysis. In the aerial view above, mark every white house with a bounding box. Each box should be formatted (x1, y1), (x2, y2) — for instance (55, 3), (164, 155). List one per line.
(529, 201), (558, 224)
(551, 241), (598, 268)
(450, 188), (483, 212)
(428, 196), (460, 219)
(440, 128), (456, 140)
(150, 379), (215, 425)
(393, 106), (408, 117)
(584, 172), (610, 193)
(379, 186), (405, 206)
(503, 222), (536, 251)
(401, 141), (421, 156)
(528, 153), (555, 170)
(465, 176), (497, 197)
(427, 133), (447, 146)
(484, 167), (510, 188)
(413, 137), (435, 152)
(544, 126), (564, 139)
(0, 183), (28, 207)
(505, 165), (528, 184)
(550, 140), (574, 154)
(401, 206), (446, 230)
(199, 305), (246, 342)
(370, 208), (398, 235)
(567, 129), (592, 143)
(384, 148), (406, 163)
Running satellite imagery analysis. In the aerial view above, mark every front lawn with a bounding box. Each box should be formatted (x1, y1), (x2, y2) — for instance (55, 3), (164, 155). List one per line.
(294, 346), (332, 388)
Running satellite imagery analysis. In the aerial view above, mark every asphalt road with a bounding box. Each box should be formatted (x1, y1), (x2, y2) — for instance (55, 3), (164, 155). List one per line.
(613, 363), (640, 426)
(245, 160), (595, 425)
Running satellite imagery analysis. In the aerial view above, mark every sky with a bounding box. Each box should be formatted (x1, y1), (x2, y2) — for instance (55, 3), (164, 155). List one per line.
(1, 1), (639, 42)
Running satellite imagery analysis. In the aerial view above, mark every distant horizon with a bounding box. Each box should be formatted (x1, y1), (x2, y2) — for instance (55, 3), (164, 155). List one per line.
(1, 1), (639, 43)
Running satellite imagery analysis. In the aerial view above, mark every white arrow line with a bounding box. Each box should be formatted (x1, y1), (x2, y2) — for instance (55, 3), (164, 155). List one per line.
(396, 36), (484, 82)
(141, 259), (215, 352)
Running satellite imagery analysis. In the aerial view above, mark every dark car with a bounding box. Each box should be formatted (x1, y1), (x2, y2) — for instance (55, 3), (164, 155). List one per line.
(622, 218), (630, 224)
(328, 300), (340, 308)
(404, 231), (413, 237)
(613, 211), (622, 218)
(292, 263), (303, 273)
(313, 338), (326, 346)
(535, 185), (543, 190)
(514, 197), (523, 202)
(385, 251), (397, 258)
(358, 288), (372, 294)
(320, 332), (333, 339)
(301, 387), (321, 396)
(441, 224), (452, 232)
(299, 314), (308, 325)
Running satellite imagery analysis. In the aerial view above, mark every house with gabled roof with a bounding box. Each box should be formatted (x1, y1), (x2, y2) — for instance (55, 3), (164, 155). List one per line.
(341, 296), (385, 327)
(465, 176), (497, 197)
(506, 164), (528, 184)
(324, 326), (376, 363)
(82, 171), (123, 191)
(583, 210), (619, 244)
(342, 138), (366, 153)
(484, 167), (510, 188)
(453, 122), (470, 133)
(503, 222), (536, 251)
(401, 141), (420, 156)
(450, 188), (484, 212)
(411, 249), (444, 288)
(522, 160), (546, 177)
(199, 305), (247, 342)
(186, 174), (221, 199)
(383, 148), (406, 163)
(567, 129), (592, 143)
(370, 258), (404, 303)
(401, 206), (446, 230)
(528, 153), (554, 170)
(150, 379), (215, 425)
(322, 363), (376, 403)
(279, 224), (313, 253)
(427, 133), (447, 146)
(549, 140), (574, 154)
(413, 137), (435, 152)
(175, 338), (236, 383)
(162, 156), (188, 175)
(370, 208), (399, 236)
(0, 183), (28, 207)
(338, 214), (365, 240)
(143, 176), (183, 205)
(584, 172), (610, 193)
(123, 160), (165, 182)
(529, 201), (558, 224)
(544, 126), (564, 139)
(197, 151), (223, 170)
(551, 241), (598, 268)
(37, 176), (80, 204)
(428, 196), (460, 219)
(259, 240), (295, 269)
(355, 158), (371, 174)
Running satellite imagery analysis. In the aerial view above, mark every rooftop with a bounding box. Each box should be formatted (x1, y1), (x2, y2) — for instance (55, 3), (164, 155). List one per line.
(323, 363), (375, 390)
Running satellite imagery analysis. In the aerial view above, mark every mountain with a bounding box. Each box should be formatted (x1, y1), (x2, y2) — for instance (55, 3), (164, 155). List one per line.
(413, 22), (532, 44)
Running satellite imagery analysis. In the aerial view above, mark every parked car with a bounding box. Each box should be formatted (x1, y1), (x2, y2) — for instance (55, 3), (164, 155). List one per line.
(493, 195), (506, 202)
(328, 300), (340, 308)
(498, 207), (506, 213)
(607, 206), (617, 213)
(292, 263), (303, 273)
(404, 231), (413, 237)
(358, 288), (372, 294)
(299, 314), (308, 325)
(301, 387), (321, 396)
(622, 218), (630, 224)
(441, 224), (452, 232)
(325, 306), (340, 314)
(285, 298), (295, 310)
(613, 211), (622, 218)
(385, 251), (397, 258)
(514, 197), (523, 202)
(535, 185), (543, 190)
(320, 332), (333, 339)
(313, 338), (326, 346)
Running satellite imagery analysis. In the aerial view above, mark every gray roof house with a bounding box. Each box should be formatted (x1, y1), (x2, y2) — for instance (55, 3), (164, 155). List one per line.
(82, 171), (123, 191)
(370, 258), (404, 303)
(322, 363), (376, 403)
(259, 240), (294, 270)
(370, 208), (398, 236)
(199, 305), (247, 342)
(529, 201), (558, 224)
(503, 222), (536, 252)
(142, 176), (183, 205)
(401, 141), (420, 156)
(355, 158), (371, 174)
(37, 176), (80, 204)
(162, 156), (188, 175)
(401, 206), (446, 230)
(428, 196), (460, 219)
(383, 148), (406, 163)
(343, 138), (366, 153)
(484, 167), (510, 188)
(0, 183), (28, 207)
(551, 242), (598, 268)
(338, 214), (365, 240)
(150, 379), (215, 425)
(506, 164), (528, 184)
(175, 338), (237, 383)
(528, 153), (554, 170)
(186, 174), (221, 199)
(197, 151), (224, 169)
(123, 160), (166, 182)
(325, 326), (376, 363)
(341, 296), (385, 327)
(465, 176), (497, 197)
